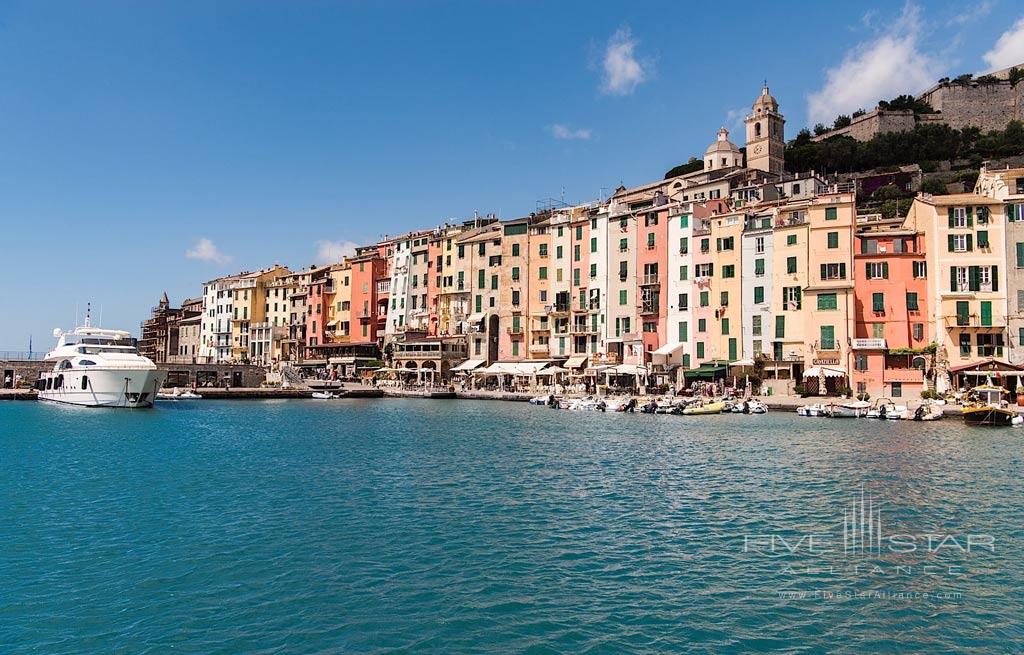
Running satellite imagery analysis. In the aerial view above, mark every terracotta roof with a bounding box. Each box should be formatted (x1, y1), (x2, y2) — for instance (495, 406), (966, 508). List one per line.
(921, 193), (1001, 206)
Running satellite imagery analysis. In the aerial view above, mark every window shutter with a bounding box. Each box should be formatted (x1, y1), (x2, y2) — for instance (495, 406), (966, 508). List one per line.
(866, 262), (872, 279)
(820, 264), (826, 279)
(950, 267), (957, 292)
(948, 207), (955, 228)
(948, 234), (955, 252)
(708, 263), (714, 276)
(966, 206), (973, 227)
(839, 263), (846, 279)
(1017, 242), (1024, 267)
(969, 266), (980, 292)
(966, 234), (973, 251)
(992, 266), (999, 292)
(881, 262), (888, 279)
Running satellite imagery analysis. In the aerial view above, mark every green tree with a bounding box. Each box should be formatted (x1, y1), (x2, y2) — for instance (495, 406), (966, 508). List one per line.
(921, 177), (947, 195)
(664, 156), (704, 179)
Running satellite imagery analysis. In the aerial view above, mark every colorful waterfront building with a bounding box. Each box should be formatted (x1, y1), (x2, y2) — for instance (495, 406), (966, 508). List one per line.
(850, 215), (930, 399)
(349, 242), (391, 348)
(456, 220), (502, 362)
(664, 201), (694, 370)
(708, 208), (745, 363)
(526, 215), (552, 360)
(976, 166), (1024, 363)
(498, 216), (531, 361)
(741, 209), (775, 361)
(637, 200), (670, 368)
(904, 193), (1007, 380)
(302, 264), (334, 359)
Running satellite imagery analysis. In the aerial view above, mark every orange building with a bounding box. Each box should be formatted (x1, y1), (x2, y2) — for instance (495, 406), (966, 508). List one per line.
(851, 217), (930, 399)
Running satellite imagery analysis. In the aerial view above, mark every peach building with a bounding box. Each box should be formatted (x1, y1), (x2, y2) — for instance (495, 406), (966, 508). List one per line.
(904, 193), (1007, 385)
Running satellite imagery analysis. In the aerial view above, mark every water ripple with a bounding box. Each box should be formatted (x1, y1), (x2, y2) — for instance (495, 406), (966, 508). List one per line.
(1, 400), (1022, 653)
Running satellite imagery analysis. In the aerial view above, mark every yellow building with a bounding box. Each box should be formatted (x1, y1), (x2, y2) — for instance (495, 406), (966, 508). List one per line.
(708, 209), (745, 362)
(328, 262), (352, 342)
(803, 192), (856, 387)
(231, 265), (289, 362)
(768, 191), (856, 390)
(904, 193), (1007, 373)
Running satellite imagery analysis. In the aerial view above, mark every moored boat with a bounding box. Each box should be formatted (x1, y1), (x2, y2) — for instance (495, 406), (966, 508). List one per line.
(962, 380), (1018, 426)
(682, 400), (725, 415)
(796, 403), (827, 417)
(828, 400), (870, 418)
(36, 311), (166, 408)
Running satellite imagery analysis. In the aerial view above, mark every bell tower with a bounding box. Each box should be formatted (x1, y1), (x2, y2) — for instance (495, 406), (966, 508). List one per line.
(745, 84), (785, 174)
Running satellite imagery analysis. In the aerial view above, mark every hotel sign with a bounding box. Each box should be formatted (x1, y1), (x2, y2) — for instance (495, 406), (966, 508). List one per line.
(852, 338), (886, 350)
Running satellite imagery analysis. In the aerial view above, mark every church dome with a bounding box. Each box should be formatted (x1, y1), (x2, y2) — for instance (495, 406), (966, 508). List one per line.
(752, 84), (779, 114)
(705, 127), (741, 155)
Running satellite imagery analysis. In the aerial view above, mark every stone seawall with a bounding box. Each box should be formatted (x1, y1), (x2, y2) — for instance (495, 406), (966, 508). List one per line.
(0, 360), (267, 389)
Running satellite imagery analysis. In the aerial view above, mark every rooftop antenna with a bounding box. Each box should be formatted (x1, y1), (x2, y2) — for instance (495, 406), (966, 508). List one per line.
(84, 302), (92, 328)
(98, 305), (103, 327)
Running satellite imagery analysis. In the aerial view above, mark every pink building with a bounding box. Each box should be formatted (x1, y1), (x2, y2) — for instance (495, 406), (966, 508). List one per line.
(637, 206), (669, 362)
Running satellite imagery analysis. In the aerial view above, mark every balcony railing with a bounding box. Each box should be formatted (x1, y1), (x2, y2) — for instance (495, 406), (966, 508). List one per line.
(640, 303), (660, 315)
(507, 326), (524, 335)
(641, 274), (660, 286)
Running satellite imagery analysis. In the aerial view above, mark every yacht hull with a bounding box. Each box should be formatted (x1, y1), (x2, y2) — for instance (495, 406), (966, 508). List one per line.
(38, 368), (167, 408)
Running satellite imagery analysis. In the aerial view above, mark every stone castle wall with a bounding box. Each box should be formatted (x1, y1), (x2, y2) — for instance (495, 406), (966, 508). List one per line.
(813, 80), (1023, 142)
(918, 81), (1024, 133)
(812, 109), (915, 142)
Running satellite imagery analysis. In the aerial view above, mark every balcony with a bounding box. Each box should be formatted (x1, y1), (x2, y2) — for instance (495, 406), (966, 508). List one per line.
(547, 303), (570, 315)
(532, 324), (551, 333)
(640, 274), (660, 286)
(883, 367), (924, 384)
(944, 314), (1005, 329)
(529, 343), (550, 354)
(507, 326), (524, 336)
(640, 303), (660, 315)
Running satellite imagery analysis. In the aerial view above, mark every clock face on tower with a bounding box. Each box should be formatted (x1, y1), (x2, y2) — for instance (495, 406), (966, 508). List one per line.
(753, 145), (763, 154)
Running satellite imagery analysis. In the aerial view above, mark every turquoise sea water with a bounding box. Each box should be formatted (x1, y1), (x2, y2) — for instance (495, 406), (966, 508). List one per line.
(1, 399), (1023, 653)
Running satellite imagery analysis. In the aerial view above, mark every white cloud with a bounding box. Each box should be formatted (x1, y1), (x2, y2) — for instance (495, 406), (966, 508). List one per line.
(723, 107), (747, 133)
(983, 17), (1024, 71)
(807, 4), (942, 126)
(601, 28), (648, 96)
(550, 124), (592, 140)
(947, 0), (994, 27)
(185, 238), (231, 265)
(315, 239), (358, 264)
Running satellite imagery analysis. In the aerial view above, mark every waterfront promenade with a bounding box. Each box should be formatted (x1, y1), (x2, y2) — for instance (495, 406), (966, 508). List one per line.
(1, 385), (1004, 418)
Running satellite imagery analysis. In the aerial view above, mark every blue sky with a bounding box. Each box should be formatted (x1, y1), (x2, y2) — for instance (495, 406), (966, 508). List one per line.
(1, 0), (1022, 349)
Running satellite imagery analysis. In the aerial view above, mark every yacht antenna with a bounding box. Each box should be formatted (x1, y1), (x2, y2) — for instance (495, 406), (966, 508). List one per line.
(84, 303), (92, 328)
(98, 305), (103, 327)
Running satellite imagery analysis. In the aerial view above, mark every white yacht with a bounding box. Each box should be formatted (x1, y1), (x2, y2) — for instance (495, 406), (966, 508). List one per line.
(36, 316), (166, 408)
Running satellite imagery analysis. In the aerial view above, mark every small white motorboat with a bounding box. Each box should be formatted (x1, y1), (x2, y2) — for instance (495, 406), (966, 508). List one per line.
(731, 399), (768, 414)
(911, 402), (944, 421)
(529, 395), (551, 406)
(866, 399), (908, 420)
(797, 403), (827, 417)
(311, 391), (336, 400)
(829, 400), (870, 418)
(156, 387), (203, 401)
